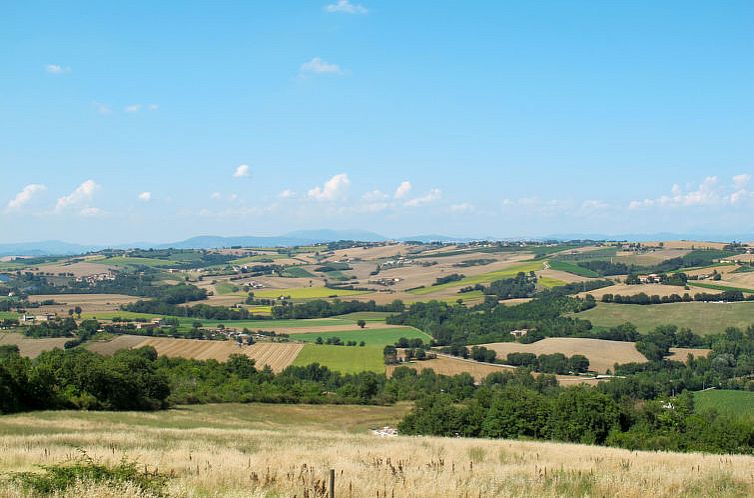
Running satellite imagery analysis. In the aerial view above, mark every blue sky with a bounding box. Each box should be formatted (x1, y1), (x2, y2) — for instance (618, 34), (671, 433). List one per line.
(2, 0), (753, 244)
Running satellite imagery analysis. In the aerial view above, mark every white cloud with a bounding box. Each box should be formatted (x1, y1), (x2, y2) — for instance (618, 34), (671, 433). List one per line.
(449, 203), (474, 214)
(278, 189), (296, 199)
(393, 181), (412, 199)
(362, 190), (389, 202)
(210, 192), (222, 200)
(233, 164), (251, 178)
(404, 188), (442, 207)
(138, 191), (152, 202)
(628, 175), (754, 209)
(581, 200), (608, 211)
(79, 207), (105, 218)
(92, 101), (112, 115)
(148, 104), (159, 110)
(55, 180), (99, 212)
(300, 57), (343, 75)
(308, 173), (350, 201)
(124, 104), (142, 113)
(45, 64), (71, 74)
(5, 184), (46, 212)
(324, 0), (368, 14)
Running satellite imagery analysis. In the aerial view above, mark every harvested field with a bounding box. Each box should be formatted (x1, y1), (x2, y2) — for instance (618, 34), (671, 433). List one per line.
(480, 338), (647, 374)
(576, 283), (688, 299)
(0, 333), (68, 358)
(88, 336), (303, 372)
(387, 354), (601, 385)
(3, 404), (751, 498)
(28, 293), (140, 315)
(612, 249), (690, 266)
(668, 347), (711, 360)
(33, 260), (116, 277)
(645, 240), (729, 250)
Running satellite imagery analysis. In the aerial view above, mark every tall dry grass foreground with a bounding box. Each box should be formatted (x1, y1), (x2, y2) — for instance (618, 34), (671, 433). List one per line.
(0, 404), (752, 497)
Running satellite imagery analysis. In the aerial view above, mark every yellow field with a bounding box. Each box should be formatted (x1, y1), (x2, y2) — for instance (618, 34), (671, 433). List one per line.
(576, 283), (689, 300)
(253, 286), (370, 299)
(480, 338), (709, 374)
(0, 333), (68, 358)
(88, 336), (303, 372)
(387, 354), (601, 385)
(1, 403), (751, 498)
(27, 294), (139, 315)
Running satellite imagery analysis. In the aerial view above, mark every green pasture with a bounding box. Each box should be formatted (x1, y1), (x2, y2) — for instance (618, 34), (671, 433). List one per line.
(253, 287), (370, 299)
(291, 344), (384, 373)
(290, 327), (430, 347)
(694, 390), (754, 419)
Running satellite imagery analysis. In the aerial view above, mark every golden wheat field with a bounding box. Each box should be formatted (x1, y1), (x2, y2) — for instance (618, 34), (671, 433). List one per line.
(87, 337), (303, 372)
(0, 403), (752, 498)
(0, 333), (68, 359)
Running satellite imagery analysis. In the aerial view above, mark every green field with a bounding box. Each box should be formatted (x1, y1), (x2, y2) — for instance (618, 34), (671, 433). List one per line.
(290, 327), (430, 347)
(335, 311), (396, 321)
(547, 260), (600, 277)
(688, 281), (754, 294)
(409, 261), (544, 295)
(537, 276), (567, 288)
(254, 287), (370, 299)
(695, 390), (754, 419)
(0, 311), (20, 320)
(102, 256), (177, 268)
(291, 344), (384, 373)
(575, 302), (754, 335)
(281, 266), (316, 278)
(214, 282), (242, 295)
(81, 312), (358, 330)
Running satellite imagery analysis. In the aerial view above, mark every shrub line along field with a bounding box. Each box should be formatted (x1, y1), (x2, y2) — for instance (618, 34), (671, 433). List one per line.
(575, 301), (754, 335)
(2, 404), (751, 497)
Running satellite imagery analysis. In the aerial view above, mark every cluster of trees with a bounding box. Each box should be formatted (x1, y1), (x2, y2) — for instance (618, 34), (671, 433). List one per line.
(567, 249), (742, 278)
(124, 300), (257, 320)
(398, 381), (753, 454)
(271, 299), (405, 320)
(0, 347), (170, 413)
(313, 336), (365, 346)
(602, 290), (750, 305)
(439, 344), (497, 363)
(485, 272), (537, 300)
(506, 352), (590, 374)
(386, 295), (596, 345)
(433, 273), (465, 286)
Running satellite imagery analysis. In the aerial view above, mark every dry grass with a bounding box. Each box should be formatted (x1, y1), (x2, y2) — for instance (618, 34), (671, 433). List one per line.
(645, 240), (730, 250)
(1, 404), (751, 498)
(87, 336), (303, 372)
(32, 261), (115, 278)
(0, 333), (68, 358)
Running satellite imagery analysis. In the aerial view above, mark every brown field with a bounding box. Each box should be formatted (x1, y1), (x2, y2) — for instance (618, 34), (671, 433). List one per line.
(683, 264), (739, 278)
(33, 260), (116, 278)
(669, 347), (711, 360)
(577, 283), (689, 299)
(537, 267), (591, 283)
(480, 338), (646, 374)
(0, 333), (68, 358)
(2, 404), (752, 498)
(613, 248), (690, 265)
(645, 240), (729, 250)
(27, 294), (139, 315)
(387, 354), (601, 386)
(327, 243), (416, 262)
(88, 335), (302, 372)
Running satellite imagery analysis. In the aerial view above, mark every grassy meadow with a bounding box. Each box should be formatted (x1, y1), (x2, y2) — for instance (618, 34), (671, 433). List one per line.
(575, 302), (754, 335)
(253, 287), (370, 299)
(291, 344), (384, 373)
(695, 390), (754, 419)
(409, 260), (545, 295)
(1, 403), (752, 497)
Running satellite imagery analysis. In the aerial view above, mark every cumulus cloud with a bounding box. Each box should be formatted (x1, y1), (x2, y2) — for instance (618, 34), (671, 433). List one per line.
(233, 164), (251, 178)
(55, 180), (99, 212)
(300, 57), (343, 75)
(394, 181), (412, 199)
(45, 64), (71, 74)
(324, 0), (368, 14)
(278, 189), (296, 199)
(5, 184), (46, 212)
(308, 173), (350, 201)
(92, 101), (112, 115)
(449, 203), (475, 214)
(628, 175), (753, 209)
(124, 104), (142, 113)
(404, 188), (442, 207)
(138, 191), (152, 202)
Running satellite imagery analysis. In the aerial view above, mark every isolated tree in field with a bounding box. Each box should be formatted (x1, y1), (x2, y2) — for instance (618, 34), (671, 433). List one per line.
(68, 309), (74, 317)
(357, 319), (366, 329)
(74, 306), (82, 318)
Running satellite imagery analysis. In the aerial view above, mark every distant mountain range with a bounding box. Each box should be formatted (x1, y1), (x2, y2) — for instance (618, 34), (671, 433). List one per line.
(0, 230), (749, 257)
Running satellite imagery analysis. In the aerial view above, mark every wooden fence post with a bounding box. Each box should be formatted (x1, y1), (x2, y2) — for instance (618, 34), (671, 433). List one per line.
(329, 468), (335, 498)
